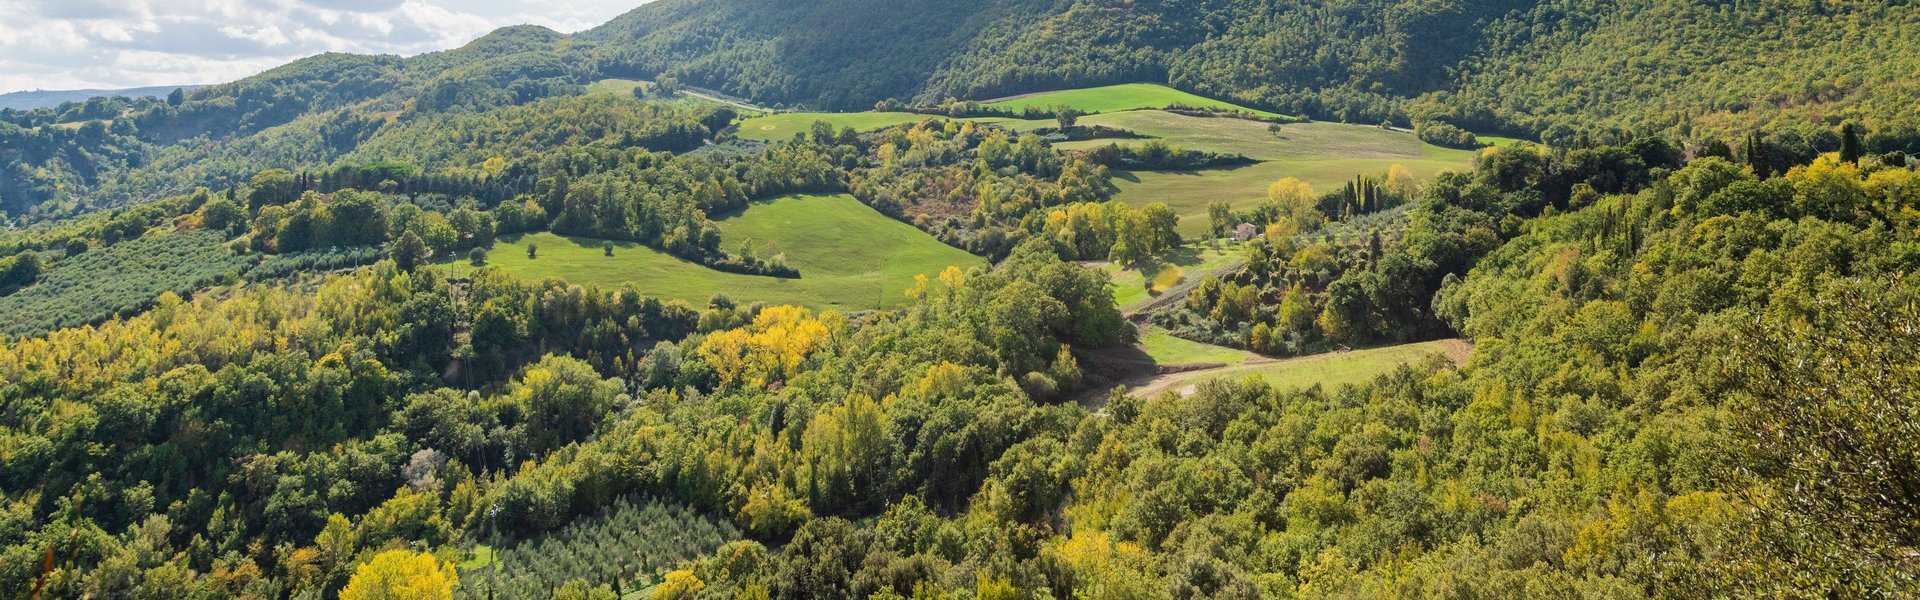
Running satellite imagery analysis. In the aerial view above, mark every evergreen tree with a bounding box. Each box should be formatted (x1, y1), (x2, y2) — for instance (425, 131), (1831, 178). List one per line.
(1840, 122), (1865, 163)
(1368, 229), (1383, 271)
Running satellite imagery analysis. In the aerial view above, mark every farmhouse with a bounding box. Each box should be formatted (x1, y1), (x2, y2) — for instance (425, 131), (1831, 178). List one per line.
(1233, 222), (1259, 241)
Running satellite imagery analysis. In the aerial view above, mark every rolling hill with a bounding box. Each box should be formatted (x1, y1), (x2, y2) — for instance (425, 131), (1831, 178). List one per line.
(8, 0), (1918, 220)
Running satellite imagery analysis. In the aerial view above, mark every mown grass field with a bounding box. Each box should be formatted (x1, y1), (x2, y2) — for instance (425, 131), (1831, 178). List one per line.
(478, 194), (982, 309)
(1139, 329), (1252, 365)
(1200, 339), (1470, 391)
(1060, 113), (1481, 235)
(1479, 135), (1526, 148)
(982, 83), (1289, 118)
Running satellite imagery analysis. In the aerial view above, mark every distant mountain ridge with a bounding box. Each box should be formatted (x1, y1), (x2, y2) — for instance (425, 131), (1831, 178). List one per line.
(0, 85), (205, 110)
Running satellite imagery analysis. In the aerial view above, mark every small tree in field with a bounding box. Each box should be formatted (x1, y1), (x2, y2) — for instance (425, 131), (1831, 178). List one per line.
(527, 243), (538, 260)
(604, 242), (615, 257)
(1056, 106), (1083, 130)
(468, 247), (486, 266)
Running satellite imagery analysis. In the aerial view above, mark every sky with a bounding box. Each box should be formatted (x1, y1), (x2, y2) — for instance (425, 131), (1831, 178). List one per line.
(0, 0), (652, 94)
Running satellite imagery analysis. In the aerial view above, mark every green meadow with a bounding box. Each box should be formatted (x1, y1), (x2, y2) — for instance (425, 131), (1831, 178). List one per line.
(981, 83), (1289, 118)
(1478, 135), (1530, 148)
(478, 194), (982, 310)
(1060, 113), (1481, 235)
(1198, 339), (1469, 391)
(1139, 329), (1253, 365)
(585, 78), (651, 96)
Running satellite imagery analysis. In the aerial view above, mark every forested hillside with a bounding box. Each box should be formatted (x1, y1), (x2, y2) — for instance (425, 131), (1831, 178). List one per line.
(6, 0), (1918, 221)
(583, 0), (1920, 149)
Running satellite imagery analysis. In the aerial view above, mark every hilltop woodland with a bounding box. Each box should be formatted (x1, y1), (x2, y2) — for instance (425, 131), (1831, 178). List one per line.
(2, 109), (1918, 595)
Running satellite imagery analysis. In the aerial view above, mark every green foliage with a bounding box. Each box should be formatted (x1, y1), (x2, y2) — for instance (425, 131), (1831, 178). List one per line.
(245, 246), (385, 281)
(850, 120), (1112, 260)
(456, 498), (738, 599)
(1414, 121), (1482, 150)
(1080, 138), (1256, 171)
(390, 231), (429, 271)
(0, 117), (149, 218)
(249, 168), (298, 209)
(1037, 201), (1182, 267)
(1725, 279), (1920, 590)
(0, 231), (253, 337)
(7, 134), (1920, 598)
(340, 95), (730, 169)
(0, 250), (42, 292)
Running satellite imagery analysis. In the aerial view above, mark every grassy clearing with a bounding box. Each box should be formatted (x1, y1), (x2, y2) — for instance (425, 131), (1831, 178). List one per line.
(458, 545), (495, 570)
(1059, 113), (1480, 235)
(1140, 329), (1252, 365)
(1096, 243), (1242, 312)
(982, 83), (1289, 119)
(1479, 136), (1526, 148)
(478, 194), (982, 309)
(586, 78), (650, 96)
(1201, 339), (1468, 391)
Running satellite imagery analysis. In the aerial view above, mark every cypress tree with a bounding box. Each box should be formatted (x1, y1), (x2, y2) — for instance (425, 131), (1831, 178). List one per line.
(1368, 229), (1383, 271)
(1840, 122), (1864, 164)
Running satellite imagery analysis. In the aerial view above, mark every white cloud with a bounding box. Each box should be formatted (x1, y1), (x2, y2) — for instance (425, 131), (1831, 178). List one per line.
(0, 0), (653, 93)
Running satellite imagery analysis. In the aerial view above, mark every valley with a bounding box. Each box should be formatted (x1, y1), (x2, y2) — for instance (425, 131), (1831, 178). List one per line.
(1, 1), (1915, 597)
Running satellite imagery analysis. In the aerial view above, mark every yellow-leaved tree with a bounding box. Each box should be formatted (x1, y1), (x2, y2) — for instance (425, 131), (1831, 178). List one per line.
(1384, 163), (1418, 199)
(1265, 177), (1323, 235)
(697, 306), (836, 388)
(653, 569), (706, 600)
(339, 549), (456, 600)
